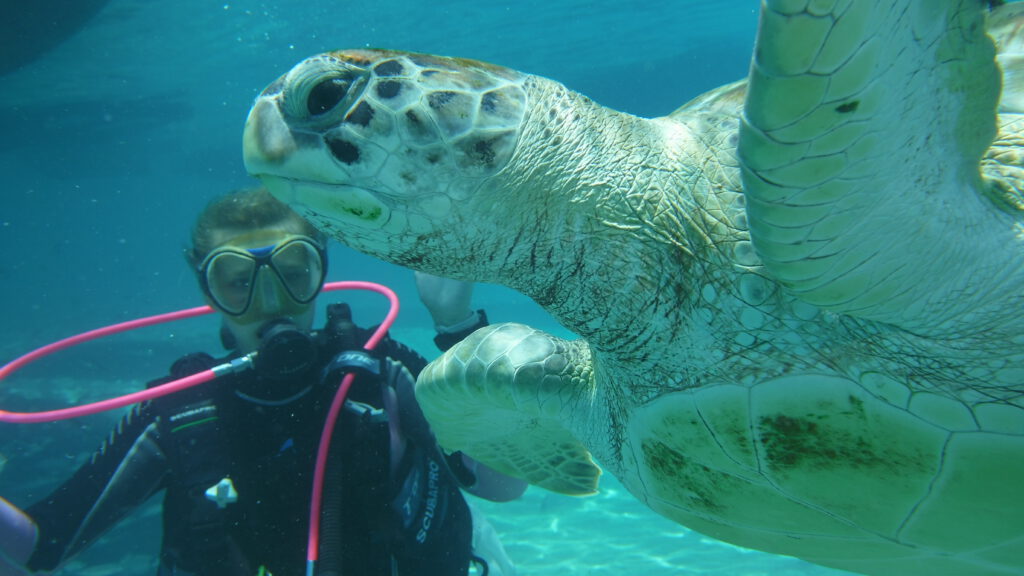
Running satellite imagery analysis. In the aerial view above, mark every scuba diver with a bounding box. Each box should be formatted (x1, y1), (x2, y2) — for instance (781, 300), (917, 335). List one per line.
(0, 187), (526, 576)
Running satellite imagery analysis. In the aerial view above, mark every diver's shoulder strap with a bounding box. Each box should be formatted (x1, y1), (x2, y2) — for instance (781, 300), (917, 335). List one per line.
(145, 352), (226, 420)
(145, 352), (219, 390)
(150, 353), (238, 571)
(385, 360), (474, 571)
(149, 353), (227, 481)
(390, 362), (433, 452)
(320, 302), (434, 377)
(320, 302), (370, 351)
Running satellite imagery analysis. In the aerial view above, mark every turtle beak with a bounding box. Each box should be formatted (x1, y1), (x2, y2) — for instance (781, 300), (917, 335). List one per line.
(243, 81), (356, 188)
(243, 92), (296, 173)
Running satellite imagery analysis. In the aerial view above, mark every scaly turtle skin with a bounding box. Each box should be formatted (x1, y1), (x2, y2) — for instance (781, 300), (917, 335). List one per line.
(242, 2), (1024, 574)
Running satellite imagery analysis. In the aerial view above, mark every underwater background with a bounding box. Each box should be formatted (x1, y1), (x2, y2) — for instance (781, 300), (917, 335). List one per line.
(0, 1), (850, 574)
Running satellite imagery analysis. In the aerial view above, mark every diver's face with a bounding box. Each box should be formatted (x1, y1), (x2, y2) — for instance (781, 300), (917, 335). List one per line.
(199, 229), (324, 353)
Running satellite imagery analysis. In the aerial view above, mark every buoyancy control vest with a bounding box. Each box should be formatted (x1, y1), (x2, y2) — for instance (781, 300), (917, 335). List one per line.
(148, 303), (473, 576)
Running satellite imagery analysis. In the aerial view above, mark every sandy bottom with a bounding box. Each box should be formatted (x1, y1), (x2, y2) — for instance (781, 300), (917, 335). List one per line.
(472, 476), (849, 576)
(26, 481), (847, 576)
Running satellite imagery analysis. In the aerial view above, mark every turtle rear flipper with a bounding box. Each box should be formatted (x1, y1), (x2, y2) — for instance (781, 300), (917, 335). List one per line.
(416, 323), (600, 496)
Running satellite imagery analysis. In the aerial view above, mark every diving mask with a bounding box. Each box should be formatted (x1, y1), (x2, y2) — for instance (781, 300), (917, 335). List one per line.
(198, 235), (327, 316)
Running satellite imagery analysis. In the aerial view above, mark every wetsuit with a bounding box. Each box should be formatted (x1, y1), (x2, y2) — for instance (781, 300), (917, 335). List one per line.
(24, 304), (488, 576)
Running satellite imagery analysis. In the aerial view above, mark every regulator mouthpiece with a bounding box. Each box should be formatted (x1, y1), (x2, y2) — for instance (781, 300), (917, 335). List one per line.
(255, 319), (317, 380)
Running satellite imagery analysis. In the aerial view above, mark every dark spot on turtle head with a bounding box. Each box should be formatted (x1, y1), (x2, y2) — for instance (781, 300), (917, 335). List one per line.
(326, 136), (360, 164)
(308, 76), (352, 116)
(376, 80), (403, 99)
(374, 59), (405, 77)
(426, 152), (442, 164)
(428, 91), (456, 109)
(422, 70), (438, 78)
(727, 132), (739, 147)
(835, 101), (859, 114)
(472, 139), (495, 165)
(403, 109), (439, 141)
(345, 101), (375, 127)
(481, 91), (499, 113)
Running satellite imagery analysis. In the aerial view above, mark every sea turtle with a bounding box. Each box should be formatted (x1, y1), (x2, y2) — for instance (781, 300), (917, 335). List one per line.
(241, 1), (1024, 574)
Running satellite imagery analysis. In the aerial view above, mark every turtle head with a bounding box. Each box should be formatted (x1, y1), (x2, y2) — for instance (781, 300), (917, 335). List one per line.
(243, 49), (529, 268)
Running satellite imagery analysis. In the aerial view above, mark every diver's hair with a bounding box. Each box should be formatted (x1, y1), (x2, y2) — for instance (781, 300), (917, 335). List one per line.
(187, 187), (326, 267)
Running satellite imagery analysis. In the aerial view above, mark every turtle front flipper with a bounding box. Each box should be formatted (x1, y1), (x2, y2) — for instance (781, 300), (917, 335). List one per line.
(415, 323), (601, 496)
(988, 2), (1024, 114)
(739, 1), (1024, 334)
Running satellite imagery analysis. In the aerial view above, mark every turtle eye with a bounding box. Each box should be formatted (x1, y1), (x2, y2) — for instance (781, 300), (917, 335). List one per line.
(307, 76), (351, 116)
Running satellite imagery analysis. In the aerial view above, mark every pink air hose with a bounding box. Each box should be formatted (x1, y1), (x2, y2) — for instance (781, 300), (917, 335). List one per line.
(0, 280), (400, 575)
(0, 303), (218, 423)
(306, 282), (398, 576)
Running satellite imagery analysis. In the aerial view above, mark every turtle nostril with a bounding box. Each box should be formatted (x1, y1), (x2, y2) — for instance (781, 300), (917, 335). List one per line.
(307, 77), (351, 116)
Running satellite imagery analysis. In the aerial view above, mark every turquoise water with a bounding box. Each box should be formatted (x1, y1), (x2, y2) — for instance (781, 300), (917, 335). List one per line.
(0, 1), (850, 574)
